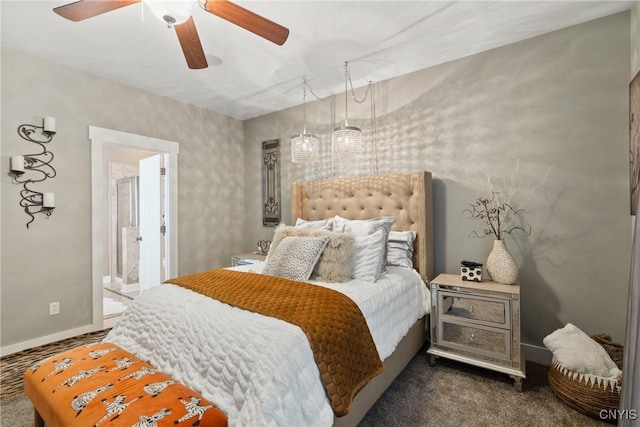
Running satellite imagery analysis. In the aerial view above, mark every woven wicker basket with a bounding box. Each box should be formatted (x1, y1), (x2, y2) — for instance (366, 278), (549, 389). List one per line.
(592, 334), (624, 368)
(547, 334), (623, 424)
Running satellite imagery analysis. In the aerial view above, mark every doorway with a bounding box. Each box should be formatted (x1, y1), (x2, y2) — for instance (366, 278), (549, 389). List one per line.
(104, 169), (141, 328)
(103, 152), (166, 328)
(90, 126), (179, 332)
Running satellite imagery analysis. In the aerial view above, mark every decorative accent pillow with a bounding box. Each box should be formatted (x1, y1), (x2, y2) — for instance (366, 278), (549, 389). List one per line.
(387, 230), (416, 269)
(269, 224), (354, 282)
(295, 217), (334, 231)
(332, 215), (395, 278)
(352, 229), (387, 282)
(262, 236), (329, 281)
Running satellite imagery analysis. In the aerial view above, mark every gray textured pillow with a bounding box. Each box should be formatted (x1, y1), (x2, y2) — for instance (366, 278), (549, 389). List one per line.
(262, 236), (329, 281)
(269, 224), (355, 282)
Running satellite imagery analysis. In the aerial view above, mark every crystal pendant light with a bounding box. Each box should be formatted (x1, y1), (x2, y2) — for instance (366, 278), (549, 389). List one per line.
(331, 61), (363, 154)
(291, 79), (319, 163)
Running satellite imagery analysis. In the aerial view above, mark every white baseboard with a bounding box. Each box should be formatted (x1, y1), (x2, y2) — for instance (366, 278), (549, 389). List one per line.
(523, 342), (552, 365)
(102, 275), (111, 284)
(1, 324), (102, 357)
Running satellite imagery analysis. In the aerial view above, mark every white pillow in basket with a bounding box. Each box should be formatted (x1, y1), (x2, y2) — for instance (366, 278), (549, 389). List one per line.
(543, 323), (622, 378)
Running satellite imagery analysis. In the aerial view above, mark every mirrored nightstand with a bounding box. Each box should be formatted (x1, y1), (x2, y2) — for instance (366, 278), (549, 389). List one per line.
(427, 273), (525, 391)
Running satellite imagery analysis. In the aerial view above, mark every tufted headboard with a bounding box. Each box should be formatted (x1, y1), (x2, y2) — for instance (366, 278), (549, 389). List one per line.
(291, 171), (434, 284)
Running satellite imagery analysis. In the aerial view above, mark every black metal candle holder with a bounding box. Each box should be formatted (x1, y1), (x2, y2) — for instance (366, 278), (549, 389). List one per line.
(9, 122), (57, 228)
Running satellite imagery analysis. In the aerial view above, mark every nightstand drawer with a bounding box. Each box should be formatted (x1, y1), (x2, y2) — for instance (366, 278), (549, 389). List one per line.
(233, 258), (263, 266)
(439, 291), (509, 328)
(440, 320), (511, 361)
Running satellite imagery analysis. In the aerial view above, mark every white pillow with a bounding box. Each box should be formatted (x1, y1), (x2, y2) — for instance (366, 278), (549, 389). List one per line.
(294, 218), (334, 231)
(332, 215), (395, 277)
(543, 323), (622, 378)
(332, 215), (394, 236)
(387, 230), (416, 269)
(352, 229), (387, 282)
(262, 236), (329, 281)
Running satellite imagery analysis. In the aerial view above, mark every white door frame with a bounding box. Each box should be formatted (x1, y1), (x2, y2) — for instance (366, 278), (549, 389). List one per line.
(90, 126), (179, 330)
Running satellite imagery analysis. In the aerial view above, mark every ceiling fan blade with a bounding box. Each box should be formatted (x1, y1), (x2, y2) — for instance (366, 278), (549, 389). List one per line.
(175, 17), (208, 70)
(199, 0), (289, 46)
(53, 0), (141, 22)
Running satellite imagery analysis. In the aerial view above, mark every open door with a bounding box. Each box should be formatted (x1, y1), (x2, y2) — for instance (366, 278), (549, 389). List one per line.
(138, 154), (163, 291)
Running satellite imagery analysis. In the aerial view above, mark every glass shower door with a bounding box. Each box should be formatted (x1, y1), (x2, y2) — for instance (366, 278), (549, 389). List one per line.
(116, 176), (139, 281)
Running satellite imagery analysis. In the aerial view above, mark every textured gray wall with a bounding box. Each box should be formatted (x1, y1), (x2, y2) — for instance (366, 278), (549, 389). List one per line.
(243, 12), (632, 346)
(1, 49), (245, 347)
(0, 11), (634, 351)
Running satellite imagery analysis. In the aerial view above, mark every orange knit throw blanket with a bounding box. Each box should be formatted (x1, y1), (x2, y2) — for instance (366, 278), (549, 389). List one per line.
(166, 268), (383, 416)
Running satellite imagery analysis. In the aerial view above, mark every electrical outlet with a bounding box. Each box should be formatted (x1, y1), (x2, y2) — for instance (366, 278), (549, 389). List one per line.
(49, 301), (60, 316)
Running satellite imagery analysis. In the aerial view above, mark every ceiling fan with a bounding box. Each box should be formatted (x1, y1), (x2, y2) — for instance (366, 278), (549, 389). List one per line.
(53, 0), (289, 70)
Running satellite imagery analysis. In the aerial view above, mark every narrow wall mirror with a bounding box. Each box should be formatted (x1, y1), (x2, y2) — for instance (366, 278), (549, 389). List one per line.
(262, 139), (280, 226)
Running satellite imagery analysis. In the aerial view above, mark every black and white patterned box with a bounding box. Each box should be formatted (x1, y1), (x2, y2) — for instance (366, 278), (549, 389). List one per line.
(460, 262), (483, 282)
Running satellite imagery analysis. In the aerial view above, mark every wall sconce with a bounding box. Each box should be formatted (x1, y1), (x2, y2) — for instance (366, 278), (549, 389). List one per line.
(9, 117), (57, 228)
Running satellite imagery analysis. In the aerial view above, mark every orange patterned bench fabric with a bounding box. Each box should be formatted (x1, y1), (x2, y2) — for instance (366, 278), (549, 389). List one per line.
(23, 342), (227, 427)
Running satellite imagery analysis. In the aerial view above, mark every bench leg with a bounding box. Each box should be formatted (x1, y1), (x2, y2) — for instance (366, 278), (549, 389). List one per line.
(34, 408), (44, 427)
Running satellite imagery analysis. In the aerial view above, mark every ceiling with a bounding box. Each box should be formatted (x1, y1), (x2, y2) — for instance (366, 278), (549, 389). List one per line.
(1, 1), (634, 120)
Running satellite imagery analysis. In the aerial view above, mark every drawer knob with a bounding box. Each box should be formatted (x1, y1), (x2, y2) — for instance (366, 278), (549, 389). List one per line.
(470, 333), (476, 343)
(468, 305), (474, 313)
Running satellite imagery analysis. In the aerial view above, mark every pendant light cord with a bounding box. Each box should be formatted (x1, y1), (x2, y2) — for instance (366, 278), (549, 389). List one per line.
(302, 78), (307, 133)
(345, 62), (372, 104)
(343, 61), (374, 125)
(370, 81), (377, 175)
(304, 77), (331, 102)
(344, 62), (349, 125)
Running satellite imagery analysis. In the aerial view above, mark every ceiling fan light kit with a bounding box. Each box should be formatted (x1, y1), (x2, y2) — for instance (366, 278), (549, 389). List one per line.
(52, 0), (289, 70)
(145, 0), (195, 26)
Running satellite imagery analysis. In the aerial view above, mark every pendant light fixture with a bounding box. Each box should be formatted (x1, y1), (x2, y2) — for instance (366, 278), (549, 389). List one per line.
(291, 78), (319, 163)
(331, 61), (363, 154)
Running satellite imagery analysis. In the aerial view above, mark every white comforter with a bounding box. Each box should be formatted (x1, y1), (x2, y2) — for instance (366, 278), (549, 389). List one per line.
(105, 265), (428, 427)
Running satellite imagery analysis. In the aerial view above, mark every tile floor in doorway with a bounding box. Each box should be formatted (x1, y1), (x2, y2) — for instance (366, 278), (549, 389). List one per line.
(103, 283), (138, 329)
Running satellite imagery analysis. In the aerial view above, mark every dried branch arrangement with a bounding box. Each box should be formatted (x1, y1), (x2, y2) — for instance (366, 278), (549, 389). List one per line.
(463, 160), (552, 240)
(463, 194), (530, 240)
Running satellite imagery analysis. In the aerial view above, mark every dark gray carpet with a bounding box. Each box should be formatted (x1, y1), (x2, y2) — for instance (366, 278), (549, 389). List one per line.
(0, 394), (32, 427)
(359, 347), (608, 427)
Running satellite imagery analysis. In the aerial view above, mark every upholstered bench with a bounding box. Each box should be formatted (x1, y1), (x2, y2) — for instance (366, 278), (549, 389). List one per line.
(23, 342), (227, 427)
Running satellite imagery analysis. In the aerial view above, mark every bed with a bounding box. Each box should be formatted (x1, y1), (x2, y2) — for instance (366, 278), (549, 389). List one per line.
(104, 171), (434, 426)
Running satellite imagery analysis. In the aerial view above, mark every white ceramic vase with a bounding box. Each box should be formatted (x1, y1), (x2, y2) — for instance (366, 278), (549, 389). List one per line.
(486, 239), (519, 285)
